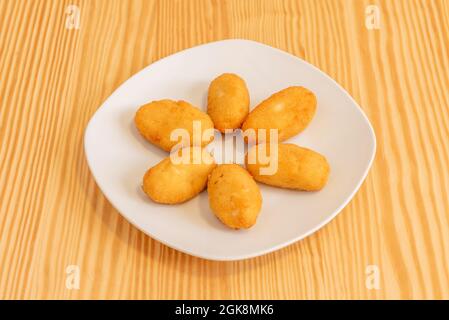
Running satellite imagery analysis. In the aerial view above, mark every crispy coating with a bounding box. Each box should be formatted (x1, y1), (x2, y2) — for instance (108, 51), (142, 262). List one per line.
(143, 147), (216, 204)
(135, 99), (214, 152)
(242, 86), (317, 144)
(207, 73), (250, 132)
(207, 164), (262, 229)
(245, 143), (330, 191)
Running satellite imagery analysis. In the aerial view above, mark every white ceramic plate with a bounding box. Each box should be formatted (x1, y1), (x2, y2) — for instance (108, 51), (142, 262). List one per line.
(84, 39), (376, 261)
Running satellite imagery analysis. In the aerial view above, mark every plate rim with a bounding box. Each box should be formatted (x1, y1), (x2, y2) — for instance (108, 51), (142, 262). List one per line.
(84, 39), (377, 261)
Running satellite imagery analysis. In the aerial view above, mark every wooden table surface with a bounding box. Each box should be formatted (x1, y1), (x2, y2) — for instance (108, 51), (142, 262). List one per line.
(1, 0), (449, 300)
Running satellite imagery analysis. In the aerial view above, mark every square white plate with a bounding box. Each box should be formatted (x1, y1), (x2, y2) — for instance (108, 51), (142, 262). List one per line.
(84, 39), (376, 261)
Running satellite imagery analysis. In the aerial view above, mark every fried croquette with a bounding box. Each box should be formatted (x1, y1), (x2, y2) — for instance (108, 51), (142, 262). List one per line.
(245, 143), (329, 191)
(135, 99), (214, 152)
(207, 164), (262, 229)
(207, 73), (250, 132)
(143, 147), (216, 204)
(242, 86), (316, 144)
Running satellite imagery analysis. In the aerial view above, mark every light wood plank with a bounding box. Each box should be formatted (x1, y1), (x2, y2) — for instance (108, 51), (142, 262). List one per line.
(1, 0), (448, 299)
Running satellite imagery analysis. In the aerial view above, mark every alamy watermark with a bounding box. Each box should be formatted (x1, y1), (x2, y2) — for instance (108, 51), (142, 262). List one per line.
(65, 264), (80, 290)
(65, 5), (80, 30)
(365, 264), (380, 290)
(169, 121), (279, 175)
(365, 5), (381, 30)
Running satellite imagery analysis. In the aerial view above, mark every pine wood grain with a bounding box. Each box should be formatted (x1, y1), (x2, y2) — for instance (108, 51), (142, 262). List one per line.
(1, 0), (448, 299)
